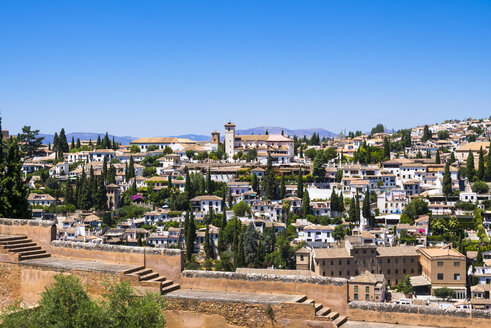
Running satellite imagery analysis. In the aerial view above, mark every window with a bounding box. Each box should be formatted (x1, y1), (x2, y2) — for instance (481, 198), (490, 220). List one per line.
(354, 286), (358, 292)
(347, 260), (350, 265)
(437, 273), (444, 280)
(395, 269), (398, 274)
(330, 260), (333, 265)
(454, 262), (460, 267)
(331, 271), (334, 276)
(347, 270), (350, 275)
(411, 258), (414, 263)
(339, 271), (342, 276)
(437, 262), (443, 267)
(454, 274), (460, 281)
(354, 293), (358, 300)
(387, 259), (391, 264)
(339, 260), (342, 265)
(366, 294), (370, 301)
(366, 286), (369, 292)
(323, 272), (326, 276)
(300, 255), (304, 261)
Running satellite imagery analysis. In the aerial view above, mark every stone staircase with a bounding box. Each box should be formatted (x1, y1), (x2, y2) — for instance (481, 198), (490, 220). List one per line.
(122, 266), (180, 295)
(0, 235), (51, 261)
(296, 295), (348, 327)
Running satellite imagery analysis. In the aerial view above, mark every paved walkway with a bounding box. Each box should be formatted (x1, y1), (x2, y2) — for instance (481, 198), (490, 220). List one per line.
(21, 257), (136, 274)
(346, 321), (437, 328)
(166, 288), (304, 304)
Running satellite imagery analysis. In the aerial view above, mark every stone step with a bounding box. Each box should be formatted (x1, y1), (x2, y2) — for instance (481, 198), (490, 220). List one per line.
(0, 238), (32, 245)
(9, 246), (42, 253)
(295, 295), (307, 303)
(327, 311), (339, 320)
(0, 235), (27, 243)
(20, 253), (51, 261)
(122, 266), (146, 275)
(316, 307), (331, 317)
(161, 280), (174, 288)
(303, 298), (315, 304)
(131, 268), (153, 276)
(148, 276), (166, 283)
(161, 283), (180, 294)
(314, 303), (323, 312)
(18, 250), (47, 257)
(334, 315), (348, 327)
(4, 242), (37, 250)
(140, 272), (159, 281)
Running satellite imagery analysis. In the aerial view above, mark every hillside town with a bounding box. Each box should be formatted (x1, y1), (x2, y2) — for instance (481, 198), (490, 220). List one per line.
(2, 116), (491, 314)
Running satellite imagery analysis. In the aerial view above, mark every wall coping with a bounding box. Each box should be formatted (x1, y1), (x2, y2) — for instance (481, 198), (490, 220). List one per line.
(0, 218), (55, 228)
(348, 301), (491, 319)
(182, 270), (347, 286)
(51, 240), (182, 256)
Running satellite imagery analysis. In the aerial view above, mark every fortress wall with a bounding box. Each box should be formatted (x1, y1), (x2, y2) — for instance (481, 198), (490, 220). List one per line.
(348, 301), (491, 328)
(0, 218), (56, 251)
(181, 270), (348, 315)
(50, 241), (184, 282)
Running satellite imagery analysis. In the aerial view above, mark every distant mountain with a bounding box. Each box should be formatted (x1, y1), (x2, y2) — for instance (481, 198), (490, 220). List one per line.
(236, 126), (337, 138)
(39, 133), (136, 146)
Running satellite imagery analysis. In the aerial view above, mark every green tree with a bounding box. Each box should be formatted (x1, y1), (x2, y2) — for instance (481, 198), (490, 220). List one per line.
(477, 146), (485, 181)
(17, 126), (44, 157)
(296, 169), (303, 199)
(442, 161), (452, 199)
(383, 136), (391, 159)
(362, 188), (372, 227)
(333, 225), (345, 240)
(204, 225), (212, 259)
(217, 210), (227, 255)
(234, 231), (245, 268)
(95, 177), (108, 211)
(1, 139), (30, 219)
(243, 222), (259, 266)
(279, 174), (286, 199)
(355, 193), (361, 224)
(128, 156), (135, 179)
(58, 128), (70, 153)
(233, 201), (252, 217)
(466, 150), (476, 182)
(251, 173), (259, 193)
(472, 181), (489, 194)
(402, 197), (428, 222)
(486, 143), (491, 182)
(435, 150), (441, 164)
(302, 188), (310, 218)
(423, 125), (432, 141)
(395, 275), (413, 294)
(185, 205), (196, 262)
(130, 144), (141, 153)
(263, 156), (278, 200)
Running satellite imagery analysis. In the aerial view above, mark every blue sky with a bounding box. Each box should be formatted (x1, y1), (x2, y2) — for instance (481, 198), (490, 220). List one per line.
(1, 1), (490, 137)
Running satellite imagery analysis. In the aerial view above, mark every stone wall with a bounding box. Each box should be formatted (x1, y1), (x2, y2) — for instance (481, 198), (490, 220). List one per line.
(181, 270), (348, 315)
(348, 301), (491, 328)
(51, 241), (184, 283)
(166, 296), (334, 328)
(0, 218), (56, 251)
(0, 262), (120, 310)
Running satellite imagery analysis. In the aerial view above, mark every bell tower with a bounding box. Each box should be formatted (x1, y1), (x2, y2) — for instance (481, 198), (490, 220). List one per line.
(224, 122), (236, 160)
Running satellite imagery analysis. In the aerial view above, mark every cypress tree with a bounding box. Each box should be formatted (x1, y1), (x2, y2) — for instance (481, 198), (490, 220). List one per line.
(112, 136), (117, 150)
(2, 139), (30, 218)
(302, 188), (310, 218)
(467, 150), (476, 182)
(59, 128), (69, 152)
(442, 161), (452, 199)
(102, 156), (108, 183)
(477, 147), (485, 181)
(234, 231), (245, 268)
(263, 155), (278, 200)
(70, 137), (75, 150)
(251, 173), (259, 193)
(423, 125), (432, 141)
(128, 156), (135, 179)
(426, 149), (431, 159)
(76, 138), (81, 149)
(95, 177), (108, 211)
(64, 182), (75, 206)
(450, 152), (456, 164)
(330, 190), (339, 213)
(96, 135), (102, 148)
(280, 174), (286, 199)
(296, 169), (303, 199)
(53, 132), (59, 154)
(206, 167), (212, 194)
(383, 136), (390, 159)
(107, 164), (116, 184)
(204, 225), (211, 259)
(185, 205), (196, 262)
(485, 144), (491, 182)
(168, 175), (173, 188)
(355, 192), (361, 224)
(362, 188), (372, 227)
(435, 150), (441, 164)
(348, 197), (356, 221)
(299, 146), (303, 159)
(217, 210), (227, 255)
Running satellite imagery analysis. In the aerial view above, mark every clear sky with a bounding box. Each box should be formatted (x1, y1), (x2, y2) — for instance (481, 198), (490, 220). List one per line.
(1, 1), (490, 137)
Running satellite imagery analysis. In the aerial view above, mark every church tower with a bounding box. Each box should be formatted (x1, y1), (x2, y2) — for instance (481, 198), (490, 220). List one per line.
(224, 122), (236, 159)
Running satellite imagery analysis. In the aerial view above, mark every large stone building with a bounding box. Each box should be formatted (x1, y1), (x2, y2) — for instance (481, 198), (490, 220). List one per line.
(418, 246), (467, 299)
(223, 122), (294, 162)
(298, 236), (420, 287)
